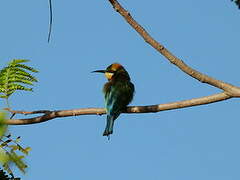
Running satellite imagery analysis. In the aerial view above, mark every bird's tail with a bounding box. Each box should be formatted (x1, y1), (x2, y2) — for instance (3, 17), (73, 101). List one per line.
(103, 115), (115, 138)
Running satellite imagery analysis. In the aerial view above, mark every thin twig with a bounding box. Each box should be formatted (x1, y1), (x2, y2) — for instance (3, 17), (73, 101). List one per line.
(48, 0), (53, 43)
(4, 108), (51, 115)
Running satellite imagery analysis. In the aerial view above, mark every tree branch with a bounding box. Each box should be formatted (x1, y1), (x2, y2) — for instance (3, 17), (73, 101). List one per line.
(107, 0), (240, 97)
(6, 92), (230, 125)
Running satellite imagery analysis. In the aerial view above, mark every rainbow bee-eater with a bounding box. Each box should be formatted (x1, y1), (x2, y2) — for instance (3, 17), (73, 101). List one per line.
(93, 63), (135, 138)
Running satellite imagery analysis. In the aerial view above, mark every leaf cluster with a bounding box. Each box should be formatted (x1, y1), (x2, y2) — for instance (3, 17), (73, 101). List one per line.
(0, 134), (30, 176)
(0, 112), (30, 179)
(0, 59), (38, 100)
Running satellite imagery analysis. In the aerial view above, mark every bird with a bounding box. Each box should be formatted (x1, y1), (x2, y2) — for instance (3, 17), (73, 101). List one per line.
(92, 63), (135, 138)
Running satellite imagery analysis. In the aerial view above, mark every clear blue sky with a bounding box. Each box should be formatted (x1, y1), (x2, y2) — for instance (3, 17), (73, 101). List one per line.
(0, 0), (240, 179)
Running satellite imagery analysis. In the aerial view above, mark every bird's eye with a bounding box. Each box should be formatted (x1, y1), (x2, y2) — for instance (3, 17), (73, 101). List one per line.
(108, 70), (115, 73)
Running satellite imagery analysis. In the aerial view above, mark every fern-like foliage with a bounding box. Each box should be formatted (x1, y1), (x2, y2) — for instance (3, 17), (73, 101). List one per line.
(232, 0), (240, 9)
(0, 59), (38, 104)
(0, 112), (28, 179)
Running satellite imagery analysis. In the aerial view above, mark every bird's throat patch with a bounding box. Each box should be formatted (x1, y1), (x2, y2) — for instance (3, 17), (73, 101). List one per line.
(105, 72), (114, 80)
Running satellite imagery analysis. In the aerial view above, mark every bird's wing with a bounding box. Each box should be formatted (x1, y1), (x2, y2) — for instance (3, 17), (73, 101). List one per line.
(105, 82), (134, 117)
(105, 85), (123, 120)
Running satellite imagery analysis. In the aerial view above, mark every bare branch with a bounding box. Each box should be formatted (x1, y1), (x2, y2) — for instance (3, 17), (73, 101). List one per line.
(5, 92), (231, 125)
(107, 0), (240, 97)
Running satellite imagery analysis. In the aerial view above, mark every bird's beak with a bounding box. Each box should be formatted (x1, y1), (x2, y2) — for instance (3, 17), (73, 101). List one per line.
(91, 70), (106, 73)
(92, 69), (114, 80)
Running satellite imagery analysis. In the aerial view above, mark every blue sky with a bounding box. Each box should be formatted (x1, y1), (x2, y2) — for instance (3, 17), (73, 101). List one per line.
(0, 0), (240, 179)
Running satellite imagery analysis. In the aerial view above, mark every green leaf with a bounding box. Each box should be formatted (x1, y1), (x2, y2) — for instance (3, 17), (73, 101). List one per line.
(9, 78), (34, 86)
(15, 136), (21, 143)
(14, 64), (39, 73)
(8, 59), (29, 65)
(0, 95), (8, 99)
(11, 73), (38, 82)
(17, 145), (31, 155)
(9, 145), (18, 151)
(22, 147), (31, 155)
(7, 84), (32, 92)
(0, 148), (9, 165)
(0, 112), (7, 138)
(18, 155), (25, 160)
(8, 150), (27, 174)
(9, 68), (38, 82)
(0, 59), (38, 100)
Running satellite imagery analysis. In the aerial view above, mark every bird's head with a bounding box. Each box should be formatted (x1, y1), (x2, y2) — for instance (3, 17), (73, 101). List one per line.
(92, 63), (130, 81)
